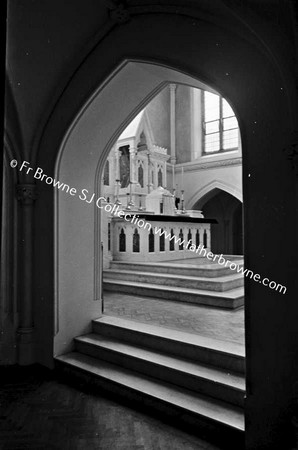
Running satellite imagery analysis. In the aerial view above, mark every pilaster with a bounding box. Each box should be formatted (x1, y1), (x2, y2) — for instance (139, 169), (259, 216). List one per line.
(169, 83), (177, 166)
(16, 184), (37, 365)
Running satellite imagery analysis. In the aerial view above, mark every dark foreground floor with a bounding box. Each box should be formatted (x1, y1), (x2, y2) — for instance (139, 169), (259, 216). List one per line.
(0, 366), (222, 450)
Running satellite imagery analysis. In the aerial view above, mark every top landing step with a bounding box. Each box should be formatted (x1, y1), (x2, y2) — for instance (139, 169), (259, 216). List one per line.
(110, 259), (244, 278)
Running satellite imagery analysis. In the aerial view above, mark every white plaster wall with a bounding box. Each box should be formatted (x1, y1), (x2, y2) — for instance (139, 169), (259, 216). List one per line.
(54, 61), (215, 356)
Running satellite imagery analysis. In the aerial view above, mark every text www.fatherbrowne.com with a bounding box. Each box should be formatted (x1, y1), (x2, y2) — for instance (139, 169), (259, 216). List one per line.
(11, 159), (287, 295)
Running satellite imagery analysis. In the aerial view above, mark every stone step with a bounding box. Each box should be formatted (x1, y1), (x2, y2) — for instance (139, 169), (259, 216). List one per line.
(103, 279), (244, 309)
(103, 269), (244, 291)
(110, 260), (244, 278)
(55, 352), (244, 445)
(75, 333), (245, 407)
(92, 316), (245, 374)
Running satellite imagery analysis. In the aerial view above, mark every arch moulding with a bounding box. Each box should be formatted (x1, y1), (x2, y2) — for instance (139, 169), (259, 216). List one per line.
(32, 11), (297, 450)
(187, 180), (243, 210)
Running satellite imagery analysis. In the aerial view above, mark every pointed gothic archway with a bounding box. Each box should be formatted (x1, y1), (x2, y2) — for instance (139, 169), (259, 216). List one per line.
(193, 188), (243, 255)
(54, 61), (221, 356)
(32, 9), (296, 445)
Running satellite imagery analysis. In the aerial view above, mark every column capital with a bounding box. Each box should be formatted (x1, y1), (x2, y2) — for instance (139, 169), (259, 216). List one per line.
(16, 184), (38, 204)
(169, 83), (177, 93)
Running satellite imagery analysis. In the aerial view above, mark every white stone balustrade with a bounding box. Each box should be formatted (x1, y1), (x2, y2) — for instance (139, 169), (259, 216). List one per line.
(109, 215), (214, 262)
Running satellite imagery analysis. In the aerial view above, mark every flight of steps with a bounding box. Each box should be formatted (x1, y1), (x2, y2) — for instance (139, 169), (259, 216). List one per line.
(56, 315), (245, 447)
(103, 259), (245, 309)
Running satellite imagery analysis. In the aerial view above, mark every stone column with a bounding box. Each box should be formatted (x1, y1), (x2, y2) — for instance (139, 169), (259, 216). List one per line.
(139, 226), (146, 256)
(129, 146), (137, 204)
(154, 162), (158, 188)
(114, 147), (121, 203)
(169, 83), (177, 165)
(147, 152), (153, 193)
(126, 224), (133, 258)
(206, 227), (211, 251)
(129, 146), (137, 183)
(164, 226), (171, 257)
(183, 226), (188, 256)
(114, 146), (120, 179)
(163, 161), (167, 188)
(16, 183), (37, 365)
(199, 228), (204, 251)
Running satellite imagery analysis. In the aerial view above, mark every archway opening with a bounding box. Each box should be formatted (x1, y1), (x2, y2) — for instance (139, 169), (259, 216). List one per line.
(55, 62), (245, 389)
(54, 61), (223, 356)
(193, 189), (243, 255)
(54, 59), (246, 441)
(32, 7), (295, 443)
(97, 78), (245, 351)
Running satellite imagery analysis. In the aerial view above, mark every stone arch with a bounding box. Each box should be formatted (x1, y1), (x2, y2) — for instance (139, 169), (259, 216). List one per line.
(196, 188), (243, 255)
(31, 13), (297, 447)
(188, 180), (242, 210)
(53, 61), (216, 357)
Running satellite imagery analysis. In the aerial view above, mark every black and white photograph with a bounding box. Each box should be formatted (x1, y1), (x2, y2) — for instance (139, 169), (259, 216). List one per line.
(1, 1), (298, 449)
